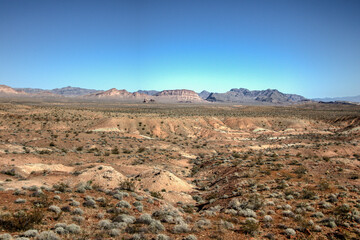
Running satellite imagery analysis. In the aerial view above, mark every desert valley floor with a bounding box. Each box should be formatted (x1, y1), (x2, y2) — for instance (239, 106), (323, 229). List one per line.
(0, 100), (359, 240)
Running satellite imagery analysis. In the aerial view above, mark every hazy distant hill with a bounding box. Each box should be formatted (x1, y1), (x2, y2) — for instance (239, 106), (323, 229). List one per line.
(0, 85), (25, 95)
(51, 86), (102, 96)
(206, 88), (307, 103)
(313, 95), (360, 103)
(137, 90), (159, 96)
(16, 86), (102, 96)
(198, 90), (211, 99)
(15, 88), (44, 94)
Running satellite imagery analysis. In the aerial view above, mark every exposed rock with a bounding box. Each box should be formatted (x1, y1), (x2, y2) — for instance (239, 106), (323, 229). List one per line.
(155, 89), (203, 103)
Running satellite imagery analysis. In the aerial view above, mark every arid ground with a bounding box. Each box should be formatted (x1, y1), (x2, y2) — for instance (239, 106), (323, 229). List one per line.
(0, 100), (359, 240)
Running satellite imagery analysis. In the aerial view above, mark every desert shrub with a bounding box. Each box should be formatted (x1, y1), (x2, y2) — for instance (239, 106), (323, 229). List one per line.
(0, 208), (44, 231)
(98, 219), (111, 230)
(137, 147), (146, 153)
(152, 208), (181, 223)
(238, 209), (257, 218)
(182, 205), (195, 214)
(53, 195), (61, 201)
(293, 166), (307, 176)
(1, 169), (15, 176)
(241, 194), (264, 210)
(285, 228), (296, 236)
(333, 204), (352, 221)
(241, 218), (259, 236)
(36, 231), (60, 240)
(173, 222), (190, 233)
(311, 212), (324, 218)
(0, 233), (12, 240)
(72, 216), (84, 224)
(14, 198), (26, 204)
(221, 220), (234, 230)
(119, 180), (137, 192)
(70, 200), (80, 206)
(83, 199), (97, 208)
(349, 174), (359, 180)
(54, 223), (67, 229)
(301, 189), (316, 199)
(111, 147), (120, 154)
(54, 227), (66, 235)
(123, 148), (131, 154)
(112, 214), (136, 224)
(48, 205), (61, 214)
(133, 201), (143, 207)
(150, 191), (163, 199)
(72, 208), (84, 216)
(137, 214), (153, 225)
(318, 180), (331, 191)
(65, 224), (81, 234)
(21, 229), (39, 237)
(183, 235), (197, 240)
(52, 182), (69, 193)
(109, 229), (120, 237)
(156, 234), (170, 240)
(148, 220), (165, 233)
(282, 210), (294, 218)
(116, 200), (131, 209)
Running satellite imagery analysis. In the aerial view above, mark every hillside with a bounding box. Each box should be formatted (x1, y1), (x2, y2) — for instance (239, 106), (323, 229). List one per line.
(0, 85), (25, 95)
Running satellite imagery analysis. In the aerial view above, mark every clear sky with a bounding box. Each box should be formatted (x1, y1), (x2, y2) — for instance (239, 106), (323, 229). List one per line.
(0, 0), (359, 98)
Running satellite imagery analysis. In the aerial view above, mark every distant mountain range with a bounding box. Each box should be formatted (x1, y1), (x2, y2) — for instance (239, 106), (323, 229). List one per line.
(16, 86), (102, 96)
(204, 88), (307, 104)
(313, 95), (360, 103)
(1, 84), (311, 104)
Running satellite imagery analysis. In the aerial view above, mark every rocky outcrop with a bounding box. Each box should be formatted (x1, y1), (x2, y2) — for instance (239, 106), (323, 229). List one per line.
(86, 88), (150, 99)
(155, 89), (203, 102)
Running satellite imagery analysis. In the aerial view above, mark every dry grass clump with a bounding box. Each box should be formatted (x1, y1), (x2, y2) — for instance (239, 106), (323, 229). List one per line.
(0, 208), (44, 231)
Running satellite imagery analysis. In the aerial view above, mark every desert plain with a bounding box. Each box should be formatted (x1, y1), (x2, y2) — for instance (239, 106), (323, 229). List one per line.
(0, 100), (359, 240)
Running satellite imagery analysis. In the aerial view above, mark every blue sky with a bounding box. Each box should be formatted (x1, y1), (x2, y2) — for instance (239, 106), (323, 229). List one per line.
(0, 0), (359, 98)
